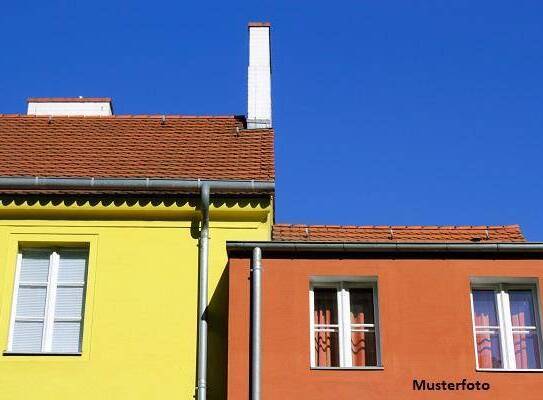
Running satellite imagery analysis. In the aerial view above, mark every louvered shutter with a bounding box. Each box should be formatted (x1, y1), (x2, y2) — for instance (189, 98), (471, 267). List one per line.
(11, 251), (50, 352)
(52, 251), (87, 352)
(10, 249), (88, 353)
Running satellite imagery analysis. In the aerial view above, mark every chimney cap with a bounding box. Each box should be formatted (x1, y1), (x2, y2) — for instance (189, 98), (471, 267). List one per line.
(248, 22), (271, 28)
(27, 97), (112, 103)
(26, 97), (114, 116)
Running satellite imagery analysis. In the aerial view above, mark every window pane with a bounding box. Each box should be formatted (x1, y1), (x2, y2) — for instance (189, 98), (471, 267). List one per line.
(52, 322), (82, 352)
(16, 287), (47, 318)
(476, 331), (502, 368)
(513, 331), (541, 369)
(351, 329), (377, 366)
(55, 287), (84, 318)
(314, 330), (339, 367)
(350, 288), (374, 325)
(313, 288), (338, 325)
(313, 288), (340, 367)
(473, 290), (498, 326)
(58, 251), (87, 283)
(12, 321), (43, 352)
(19, 251), (50, 283)
(509, 290), (537, 327)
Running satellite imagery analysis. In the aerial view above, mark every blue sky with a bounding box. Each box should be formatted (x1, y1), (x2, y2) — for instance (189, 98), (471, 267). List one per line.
(1, 1), (542, 239)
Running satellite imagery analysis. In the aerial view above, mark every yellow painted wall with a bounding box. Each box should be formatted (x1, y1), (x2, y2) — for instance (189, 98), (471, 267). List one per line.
(0, 196), (272, 399)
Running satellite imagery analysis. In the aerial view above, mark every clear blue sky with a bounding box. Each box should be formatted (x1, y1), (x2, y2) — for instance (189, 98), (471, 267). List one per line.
(1, 1), (542, 239)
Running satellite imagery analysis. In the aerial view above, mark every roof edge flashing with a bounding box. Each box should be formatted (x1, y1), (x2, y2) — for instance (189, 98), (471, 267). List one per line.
(226, 241), (543, 253)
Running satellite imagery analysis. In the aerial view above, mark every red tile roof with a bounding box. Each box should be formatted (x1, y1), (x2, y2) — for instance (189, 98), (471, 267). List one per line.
(273, 224), (526, 243)
(0, 115), (274, 188)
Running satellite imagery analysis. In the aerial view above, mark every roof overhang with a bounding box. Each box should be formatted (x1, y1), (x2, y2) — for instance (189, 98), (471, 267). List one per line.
(227, 241), (543, 256)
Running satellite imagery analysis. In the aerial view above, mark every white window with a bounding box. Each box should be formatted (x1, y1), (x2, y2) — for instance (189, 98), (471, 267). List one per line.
(309, 281), (381, 368)
(470, 283), (543, 370)
(8, 248), (88, 354)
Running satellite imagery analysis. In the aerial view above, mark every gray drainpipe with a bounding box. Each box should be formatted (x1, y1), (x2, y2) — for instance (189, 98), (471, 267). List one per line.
(251, 247), (262, 400)
(0, 176), (275, 400)
(197, 183), (210, 400)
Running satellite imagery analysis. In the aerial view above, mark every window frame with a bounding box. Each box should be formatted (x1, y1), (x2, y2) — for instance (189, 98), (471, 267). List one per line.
(7, 247), (88, 355)
(470, 282), (543, 371)
(309, 280), (382, 369)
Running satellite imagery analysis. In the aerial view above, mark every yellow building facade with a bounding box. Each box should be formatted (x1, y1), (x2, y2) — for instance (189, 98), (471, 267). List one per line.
(0, 197), (272, 399)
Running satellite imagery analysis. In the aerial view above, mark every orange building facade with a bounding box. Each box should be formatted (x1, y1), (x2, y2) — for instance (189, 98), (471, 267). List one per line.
(227, 225), (543, 399)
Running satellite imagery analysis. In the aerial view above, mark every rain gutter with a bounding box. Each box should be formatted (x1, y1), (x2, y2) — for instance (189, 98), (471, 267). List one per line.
(0, 176), (274, 193)
(227, 242), (543, 253)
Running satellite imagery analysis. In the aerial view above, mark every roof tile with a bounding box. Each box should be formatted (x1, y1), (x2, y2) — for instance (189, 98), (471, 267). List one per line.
(272, 224), (526, 243)
(0, 115), (275, 189)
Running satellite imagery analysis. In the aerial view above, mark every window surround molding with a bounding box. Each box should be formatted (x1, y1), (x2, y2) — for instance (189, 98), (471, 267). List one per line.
(0, 233), (98, 360)
(470, 278), (543, 372)
(309, 278), (382, 370)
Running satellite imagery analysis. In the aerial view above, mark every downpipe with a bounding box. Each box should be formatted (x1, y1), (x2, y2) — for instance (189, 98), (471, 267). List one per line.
(251, 247), (262, 400)
(197, 183), (210, 400)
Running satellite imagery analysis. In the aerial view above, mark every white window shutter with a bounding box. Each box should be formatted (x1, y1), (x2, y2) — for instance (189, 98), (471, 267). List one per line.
(12, 321), (44, 352)
(54, 287), (84, 318)
(19, 251), (50, 283)
(9, 249), (88, 353)
(16, 287), (47, 317)
(52, 322), (82, 352)
(10, 251), (50, 352)
(57, 251), (87, 283)
(51, 250), (87, 352)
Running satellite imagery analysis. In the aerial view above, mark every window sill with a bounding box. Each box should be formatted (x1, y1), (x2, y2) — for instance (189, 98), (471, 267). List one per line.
(476, 368), (543, 373)
(3, 351), (82, 356)
(311, 366), (384, 371)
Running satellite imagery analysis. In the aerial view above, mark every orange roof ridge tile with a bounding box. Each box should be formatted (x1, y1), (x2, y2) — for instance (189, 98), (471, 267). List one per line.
(0, 114), (242, 119)
(274, 223), (521, 229)
(272, 224), (526, 243)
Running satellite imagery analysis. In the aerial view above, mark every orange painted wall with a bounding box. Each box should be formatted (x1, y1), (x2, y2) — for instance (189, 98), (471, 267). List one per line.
(228, 256), (543, 399)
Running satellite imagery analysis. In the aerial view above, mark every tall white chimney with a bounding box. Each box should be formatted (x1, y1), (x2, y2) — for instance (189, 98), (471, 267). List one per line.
(27, 97), (113, 116)
(247, 22), (272, 129)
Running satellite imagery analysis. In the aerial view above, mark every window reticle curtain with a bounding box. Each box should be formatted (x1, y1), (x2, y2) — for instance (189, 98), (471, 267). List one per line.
(314, 289), (339, 367)
(350, 288), (376, 366)
(510, 290), (540, 369)
(473, 290), (502, 368)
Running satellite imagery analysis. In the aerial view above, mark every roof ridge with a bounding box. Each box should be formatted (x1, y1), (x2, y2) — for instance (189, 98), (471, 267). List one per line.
(0, 114), (243, 119)
(272, 224), (526, 243)
(274, 223), (522, 230)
